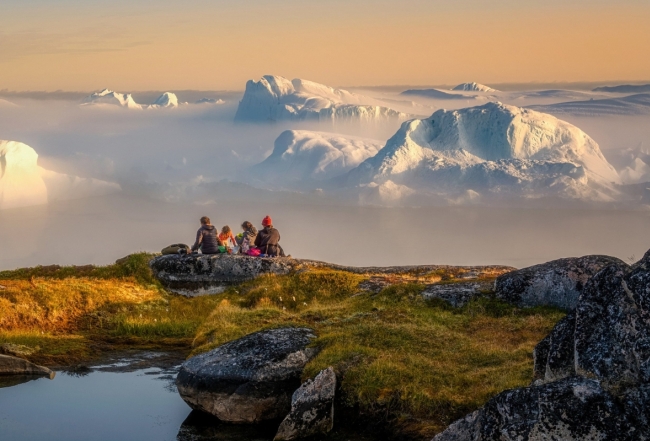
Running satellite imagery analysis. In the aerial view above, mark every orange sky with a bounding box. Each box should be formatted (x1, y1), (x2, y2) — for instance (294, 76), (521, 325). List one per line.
(1, 0), (649, 91)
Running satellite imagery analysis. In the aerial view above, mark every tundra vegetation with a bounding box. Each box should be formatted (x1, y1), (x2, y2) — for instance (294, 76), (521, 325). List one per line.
(0, 254), (564, 438)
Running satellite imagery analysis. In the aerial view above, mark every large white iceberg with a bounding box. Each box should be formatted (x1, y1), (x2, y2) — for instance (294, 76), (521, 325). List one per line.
(235, 75), (412, 122)
(344, 102), (621, 204)
(250, 130), (382, 187)
(0, 140), (121, 210)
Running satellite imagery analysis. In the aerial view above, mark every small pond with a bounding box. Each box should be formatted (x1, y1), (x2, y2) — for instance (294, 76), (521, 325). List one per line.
(0, 352), (276, 441)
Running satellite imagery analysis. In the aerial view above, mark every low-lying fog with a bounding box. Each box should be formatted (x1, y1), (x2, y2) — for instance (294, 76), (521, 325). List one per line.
(0, 87), (648, 270)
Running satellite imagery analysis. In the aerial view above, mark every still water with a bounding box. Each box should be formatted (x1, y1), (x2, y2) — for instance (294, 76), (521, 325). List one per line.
(0, 354), (275, 441)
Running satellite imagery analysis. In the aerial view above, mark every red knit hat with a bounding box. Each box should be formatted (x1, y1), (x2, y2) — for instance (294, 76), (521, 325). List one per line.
(262, 215), (272, 227)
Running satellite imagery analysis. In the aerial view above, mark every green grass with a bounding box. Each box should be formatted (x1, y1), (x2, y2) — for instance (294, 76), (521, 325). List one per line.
(0, 259), (563, 438)
(192, 273), (564, 438)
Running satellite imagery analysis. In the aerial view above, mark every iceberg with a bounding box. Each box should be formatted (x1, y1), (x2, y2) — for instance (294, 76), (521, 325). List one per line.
(452, 82), (497, 92)
(344, 102), (621, 204)
(0, 140), (120, 210)
(82, 89), (142, 109)
(234, 75), (412, 122)
(251, 130), (382, 187)
(149, 92), (179, 108)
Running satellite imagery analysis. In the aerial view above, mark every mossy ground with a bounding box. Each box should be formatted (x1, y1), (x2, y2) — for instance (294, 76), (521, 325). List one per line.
(0, 256), (564, 439)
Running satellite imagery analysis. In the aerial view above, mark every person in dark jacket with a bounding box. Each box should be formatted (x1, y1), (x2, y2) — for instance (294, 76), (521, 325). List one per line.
(191, 216), (222, 254)
(254, 215), (284, 257)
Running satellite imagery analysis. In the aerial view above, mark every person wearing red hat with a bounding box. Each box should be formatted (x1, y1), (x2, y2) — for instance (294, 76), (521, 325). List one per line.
(254, 215), (284, 257)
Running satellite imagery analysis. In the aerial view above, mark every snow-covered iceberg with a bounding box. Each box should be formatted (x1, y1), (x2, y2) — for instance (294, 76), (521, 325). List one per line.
(452, 82), (497, 92)
(250, 130), (382, 187)
(344, 102), (621, 205)
(82, 89), (143, 109)
(149, 92), (179, 108)
(0, 140), (121, 210)
(234, 75), (412, 122)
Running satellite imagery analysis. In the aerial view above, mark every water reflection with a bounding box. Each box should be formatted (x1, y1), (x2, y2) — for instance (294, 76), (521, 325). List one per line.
(177, 411), (275, 441)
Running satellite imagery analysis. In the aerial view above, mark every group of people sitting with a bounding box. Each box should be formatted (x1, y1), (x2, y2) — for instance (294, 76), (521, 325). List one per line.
(191, 215), (285, 257)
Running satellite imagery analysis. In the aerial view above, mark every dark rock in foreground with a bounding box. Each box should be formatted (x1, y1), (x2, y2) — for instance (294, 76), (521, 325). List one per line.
(434, 250), (650, 441)
(433, 377), (643, 441)
(494, 255), (627, 310)
(274, 367), (336, 441)
(0, 354), (55, 378)
(176, 328), (318, 423)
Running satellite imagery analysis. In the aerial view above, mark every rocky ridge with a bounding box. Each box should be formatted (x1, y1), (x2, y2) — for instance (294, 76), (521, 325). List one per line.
(434, 250), (650, 441)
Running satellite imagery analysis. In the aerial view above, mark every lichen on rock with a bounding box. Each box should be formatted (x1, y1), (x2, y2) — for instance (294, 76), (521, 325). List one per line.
(175, 328), (318, 423)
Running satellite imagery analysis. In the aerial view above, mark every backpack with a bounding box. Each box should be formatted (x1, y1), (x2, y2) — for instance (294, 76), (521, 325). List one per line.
(161, 244), (190, 255)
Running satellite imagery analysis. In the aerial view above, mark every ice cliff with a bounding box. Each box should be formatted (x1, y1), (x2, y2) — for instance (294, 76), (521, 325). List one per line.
(0, 141), (121, 210)
(234, 75), (412, 122)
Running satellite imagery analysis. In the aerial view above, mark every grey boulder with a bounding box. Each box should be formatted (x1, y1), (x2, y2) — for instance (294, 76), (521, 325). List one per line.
(176, 328), (318, 423)
(422, 281), (493, 308)
(494, 255), (627, 310)
(434, 377), (644, 441)
(150, 254), (296, 296)
(274, 367), (336, 441)
(0, 354), (54, 378)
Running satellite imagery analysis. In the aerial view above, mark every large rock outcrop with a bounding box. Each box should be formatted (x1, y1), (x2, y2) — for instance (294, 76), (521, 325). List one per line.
(434, 250), (650, 440)
(433, 377), (643, 441)
(176, 328), (318, 423)
(150, 254), (296, 296)
(494, 255), (627, 310)
(0, 354), (54, 378)
(150, 253), (514, 297)
(274, 367), (336, 441)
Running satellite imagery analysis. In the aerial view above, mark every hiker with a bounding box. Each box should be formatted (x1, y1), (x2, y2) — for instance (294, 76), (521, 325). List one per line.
(218, 225), (238, 250)
(254, 215), (285, 257)
(237, 221), (258, 245)
(191, 216), (222, 254)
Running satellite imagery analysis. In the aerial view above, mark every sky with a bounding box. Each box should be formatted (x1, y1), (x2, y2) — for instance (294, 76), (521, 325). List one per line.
(1, 0), (650, 91)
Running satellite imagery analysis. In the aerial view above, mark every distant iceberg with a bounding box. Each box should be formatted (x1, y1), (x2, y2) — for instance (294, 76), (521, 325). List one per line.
(149, 92), (179, 108)
(195, 98), (225, 105)
(452, 82), (498, 92)
(82, 89), (143, 109)
(0, 140), (120, 210)
(234, 75), (413, 122)
(530, 93), (650, 116)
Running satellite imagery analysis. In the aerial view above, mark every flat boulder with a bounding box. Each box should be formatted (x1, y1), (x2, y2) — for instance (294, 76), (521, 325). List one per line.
(275, 367), (336, 441)
(422, 281), (493, 308)
(176, 328), (318, 423)
(494, 255), (627, 310)
(0, 354), (54, 378)
(150, 254), (296, 296)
